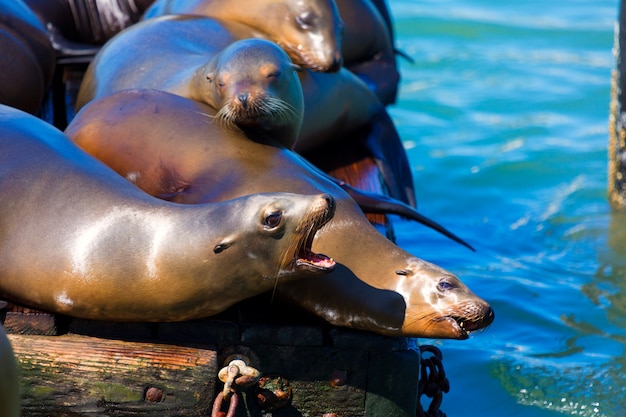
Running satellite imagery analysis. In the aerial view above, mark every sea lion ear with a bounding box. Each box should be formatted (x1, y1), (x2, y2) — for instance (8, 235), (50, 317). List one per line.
(291, 63), (303, 72)
(213, 241), (232, 254)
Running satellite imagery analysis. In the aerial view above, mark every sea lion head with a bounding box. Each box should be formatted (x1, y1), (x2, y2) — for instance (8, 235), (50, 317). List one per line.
(204, 39), (305, 148)
(394, 259), (494, 339)
(251, 0), (344, 72)
(211, 192), (336, 284)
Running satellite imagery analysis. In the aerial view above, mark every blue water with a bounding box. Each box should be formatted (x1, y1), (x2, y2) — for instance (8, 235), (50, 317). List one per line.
(387, 0), (624, 415)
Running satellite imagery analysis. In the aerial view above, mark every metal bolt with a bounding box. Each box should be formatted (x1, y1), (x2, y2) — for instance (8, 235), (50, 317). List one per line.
(145, 386), (164, 402)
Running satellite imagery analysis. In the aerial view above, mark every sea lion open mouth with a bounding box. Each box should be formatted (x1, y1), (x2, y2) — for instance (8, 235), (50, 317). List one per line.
(447, 307), (495, 339)
(293, 195), (336, 272)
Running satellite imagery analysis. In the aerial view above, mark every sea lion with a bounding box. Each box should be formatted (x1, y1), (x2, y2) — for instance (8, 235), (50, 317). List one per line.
(0, 0), (56, 114)
(0, 324), (20, 417)
(75, 18), (304, 148)
(75, 14), (415, 205)
(142, 0), (343, 72)
(66, 89), (494, 338)
(0, 104), (337, 322)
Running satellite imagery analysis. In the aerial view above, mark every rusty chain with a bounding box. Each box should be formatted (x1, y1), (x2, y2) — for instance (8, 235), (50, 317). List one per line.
(212, 356), (261, 417)
(416, 344), (449, 417)
(211, 391), (239, 417)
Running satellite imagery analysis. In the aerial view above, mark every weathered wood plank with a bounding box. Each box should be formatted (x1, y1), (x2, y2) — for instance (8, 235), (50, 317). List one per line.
(9, 334), (218, 416)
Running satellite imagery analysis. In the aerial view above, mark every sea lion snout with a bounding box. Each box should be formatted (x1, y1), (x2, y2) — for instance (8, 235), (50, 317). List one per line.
(326, 50), (343, 73)
(396, 263), (495, 339)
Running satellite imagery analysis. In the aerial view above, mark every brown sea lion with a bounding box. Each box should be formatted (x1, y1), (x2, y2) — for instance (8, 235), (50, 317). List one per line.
(0, 0), (55, 114)
(142, 0), (343, 72)
(66, 89), (494, 339)
(0, 104), (337, 322)
(75, 18), (304, 148)
(74, 14), (415, 205)
(0, 324), (20, 417)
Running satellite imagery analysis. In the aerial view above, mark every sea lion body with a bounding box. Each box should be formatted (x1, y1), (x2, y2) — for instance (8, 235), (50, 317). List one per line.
(0, 104), (336, 321)
(334, 0), (399, 104)
(142, 0), (343, 72)
(0, 325), (19, 417)
(0, 0), (55, 114)
(67, 90), (494, 338)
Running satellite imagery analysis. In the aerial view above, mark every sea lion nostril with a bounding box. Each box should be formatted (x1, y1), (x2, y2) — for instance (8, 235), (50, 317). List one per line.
(485, 307), (495, 323)
(237, 93), (249, 107)
(322, 194), (334, 209)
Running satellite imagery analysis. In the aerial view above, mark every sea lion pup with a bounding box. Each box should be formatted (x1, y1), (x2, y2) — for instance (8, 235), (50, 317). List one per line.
(142, 0), (343, 72)
(0, 324), (20, 417)
(0, 0), (56, 114)
(0, 104), (337, 322)
(74, 14), (415, 205)
(66, 89), (494, 338)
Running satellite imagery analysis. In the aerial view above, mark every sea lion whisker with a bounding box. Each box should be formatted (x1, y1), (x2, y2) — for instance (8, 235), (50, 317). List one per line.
(214, 105), (238, 129)
(193, 110), (214, 121)
(261, 96), (299, 123)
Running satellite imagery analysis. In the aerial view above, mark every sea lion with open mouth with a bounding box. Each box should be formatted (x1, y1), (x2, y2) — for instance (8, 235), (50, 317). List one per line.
(0, 104), (336, 322)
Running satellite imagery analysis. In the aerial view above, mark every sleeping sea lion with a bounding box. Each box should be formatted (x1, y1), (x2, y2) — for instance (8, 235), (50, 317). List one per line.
(66, 89), (494, 339)
(142, 0), (343, 72)
(0, 103), (337, 321)
(76, 26), (304, 149)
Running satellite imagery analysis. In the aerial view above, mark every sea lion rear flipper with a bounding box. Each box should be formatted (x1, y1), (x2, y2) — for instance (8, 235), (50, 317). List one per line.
(365, 110), (417, 208)
(335, 180), (475, 252)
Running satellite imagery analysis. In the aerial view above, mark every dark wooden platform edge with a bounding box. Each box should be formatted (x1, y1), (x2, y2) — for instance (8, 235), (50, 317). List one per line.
(2, 300), (422, 417)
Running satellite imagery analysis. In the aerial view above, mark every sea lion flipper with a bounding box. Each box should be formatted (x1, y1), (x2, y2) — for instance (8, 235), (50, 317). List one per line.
(364, 110), (417, 208)
(338, 182), (475, 252)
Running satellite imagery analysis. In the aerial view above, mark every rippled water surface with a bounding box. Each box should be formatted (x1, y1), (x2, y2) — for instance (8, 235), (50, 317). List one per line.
(387, 0), (624, 415)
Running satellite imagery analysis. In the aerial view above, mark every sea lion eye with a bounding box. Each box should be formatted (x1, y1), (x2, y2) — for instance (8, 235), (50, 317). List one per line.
(264, 211), (283, 229)
(267, 70), (281, 79)
(437, 280), (456, 291)
(296, 12), (315, 29)
(213, 242), (231, 254)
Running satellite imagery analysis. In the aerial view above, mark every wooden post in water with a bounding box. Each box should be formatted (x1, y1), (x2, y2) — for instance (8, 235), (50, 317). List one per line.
(609, 0), (626, 207)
